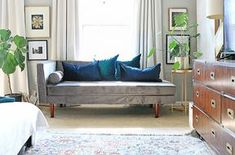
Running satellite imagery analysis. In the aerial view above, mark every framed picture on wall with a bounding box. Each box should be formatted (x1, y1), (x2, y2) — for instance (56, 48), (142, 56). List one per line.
(166, 34), (190, 64)
(168, 8), (187, 31)
(25, 6), (50, 38)
(27, 40), (48, 60)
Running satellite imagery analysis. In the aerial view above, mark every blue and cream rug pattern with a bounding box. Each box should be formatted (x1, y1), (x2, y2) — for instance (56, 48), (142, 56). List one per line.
(26, 129), (215, 155)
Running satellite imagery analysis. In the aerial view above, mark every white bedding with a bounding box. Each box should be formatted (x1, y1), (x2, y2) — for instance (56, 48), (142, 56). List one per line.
(0, 102), (48, 155)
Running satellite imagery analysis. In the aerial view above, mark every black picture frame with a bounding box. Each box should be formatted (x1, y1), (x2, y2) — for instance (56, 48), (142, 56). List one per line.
(27, 40), (48, 61)
(166, 34), (190, 64)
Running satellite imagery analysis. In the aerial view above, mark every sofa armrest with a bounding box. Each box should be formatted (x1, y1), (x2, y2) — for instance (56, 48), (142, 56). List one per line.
(37, 61), (56, 103)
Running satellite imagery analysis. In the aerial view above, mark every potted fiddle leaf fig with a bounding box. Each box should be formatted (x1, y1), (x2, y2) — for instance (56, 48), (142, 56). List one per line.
(169, 13), (202, 70)
(0, 29), (27, 101)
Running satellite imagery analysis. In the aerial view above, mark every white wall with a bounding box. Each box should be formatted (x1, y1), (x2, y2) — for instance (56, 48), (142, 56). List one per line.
(197, 0), (216, 61)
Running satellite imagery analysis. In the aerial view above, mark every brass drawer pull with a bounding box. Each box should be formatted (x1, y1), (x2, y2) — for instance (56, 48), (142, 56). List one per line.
(211, 129), (216, 138)
(210, 99), (216, 108)
(196, 91), (199, 97)
(197, 69), (200, 75)
(210, 72), (215, 80)
(226, 142), (233, 155)
(195, 115), (199, 122)
(227, 108), (234, 120)
(231, 76), (235, 84)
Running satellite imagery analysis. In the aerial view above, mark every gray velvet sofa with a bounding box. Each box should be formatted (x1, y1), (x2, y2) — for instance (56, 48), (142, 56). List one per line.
(37, 61), (176, 118)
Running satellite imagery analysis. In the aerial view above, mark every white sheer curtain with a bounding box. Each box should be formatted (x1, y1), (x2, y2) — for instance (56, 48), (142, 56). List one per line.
(135, 0), (163, 74)
(51, 0), (78, 60)
(0, 0), (28, 95)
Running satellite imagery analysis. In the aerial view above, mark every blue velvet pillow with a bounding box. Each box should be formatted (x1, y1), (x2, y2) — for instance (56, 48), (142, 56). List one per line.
(120, 63), (162, 82)
(95, 55), (119, 80)
(62, 61), (101, 81)
(0, 96), (15, 103)
(115, 54), (141, 80)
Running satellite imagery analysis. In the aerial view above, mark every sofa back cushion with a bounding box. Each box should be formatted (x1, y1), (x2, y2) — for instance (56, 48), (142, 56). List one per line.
(120, 63), (162, 82)
(57, 61), (91, 72)
(62, 61), (101, 81)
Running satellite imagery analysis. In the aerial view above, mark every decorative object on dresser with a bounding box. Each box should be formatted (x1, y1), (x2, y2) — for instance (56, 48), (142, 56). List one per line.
(193, 60), (235, 155)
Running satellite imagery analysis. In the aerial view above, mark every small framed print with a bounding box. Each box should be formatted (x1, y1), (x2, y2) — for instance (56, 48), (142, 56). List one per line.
(28, 40), (48, 60)
(25, 6), (50, 38)
(169, 8), (187, 31)
(166, 34), (190, 64)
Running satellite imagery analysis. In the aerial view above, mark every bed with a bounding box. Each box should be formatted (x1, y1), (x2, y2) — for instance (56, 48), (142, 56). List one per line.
(0, 102), (48, 155)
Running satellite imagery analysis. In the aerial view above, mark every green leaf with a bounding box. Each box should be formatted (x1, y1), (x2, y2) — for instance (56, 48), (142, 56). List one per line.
(0, 29), (11, 41)
(169, 40), (177, 50)
(2, 53), (17, 75)
(172, 61), (180, 70)
(193, 51), (203, 59)
(15, 49), (25, 71)
(0, 50), (7, 68)
(14, 35), (27, 48)
(191, 33), (200, 38)
(147, 48), (156, 58)
(174, 13), (188, 28)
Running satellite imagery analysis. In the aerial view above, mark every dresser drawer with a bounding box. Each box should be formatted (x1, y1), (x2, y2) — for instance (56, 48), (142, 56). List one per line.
(219, 129), (235, 155)
(222, 96), (235, 133)
(226, 66), (235, 96)
(193, 61), (205, 82)
(205, 63), (227, 92)
(208, 119), (222, 154)
(205, 88), (222, 123)
(193, 106), (209, 141)
(193, 83), (206, 110)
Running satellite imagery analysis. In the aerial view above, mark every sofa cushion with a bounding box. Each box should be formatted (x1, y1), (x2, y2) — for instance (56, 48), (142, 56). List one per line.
(120, 63), (162, 82)
(48, 71), (64, 84)
(62, 61), (101, 81)
(47, 81), (175, 96)
(95, 55), (119, 81)
(115, 54), (141, 80)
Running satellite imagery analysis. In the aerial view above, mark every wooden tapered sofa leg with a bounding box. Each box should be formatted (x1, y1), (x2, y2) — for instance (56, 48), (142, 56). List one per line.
(50, 103), (55, 118)
(154, 102), (160, 118)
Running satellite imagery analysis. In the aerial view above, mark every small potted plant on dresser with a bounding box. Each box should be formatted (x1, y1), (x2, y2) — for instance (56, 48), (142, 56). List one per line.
(0, 29), (27, 101)
(169, 13), (202, 70)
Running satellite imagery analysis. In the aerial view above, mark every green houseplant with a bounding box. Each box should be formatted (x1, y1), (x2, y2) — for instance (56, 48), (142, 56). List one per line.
(169, 13), (202, 70)
(0, 29), (27, 101)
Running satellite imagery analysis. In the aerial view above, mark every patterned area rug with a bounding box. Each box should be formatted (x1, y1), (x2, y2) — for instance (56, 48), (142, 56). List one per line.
(26, 129), (215, 155)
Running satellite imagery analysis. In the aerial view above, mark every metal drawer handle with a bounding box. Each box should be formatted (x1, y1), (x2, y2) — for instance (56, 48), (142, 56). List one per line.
(211, 129), (216, 138)
(227, 108), (234, 120)
(195, 115), (199, 122)
(231, 76), (235, 84)
(211, 99), (216, 108)
(210, 72), (215, 80)
(196, 91), (199, 98)
(197, 69), (200, 75)
(226, 142), (233, 155)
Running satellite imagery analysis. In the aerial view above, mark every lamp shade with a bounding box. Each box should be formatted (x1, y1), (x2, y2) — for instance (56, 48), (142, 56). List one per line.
(206, 0), (223, 19)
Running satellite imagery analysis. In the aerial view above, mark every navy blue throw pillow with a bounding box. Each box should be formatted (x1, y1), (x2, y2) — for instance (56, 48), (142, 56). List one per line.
(120, 63), (162, 82)
(62, 62), (101, 81)
(115, 54), (141, 80)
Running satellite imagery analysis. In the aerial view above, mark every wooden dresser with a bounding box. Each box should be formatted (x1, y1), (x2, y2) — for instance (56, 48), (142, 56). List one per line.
(193, 60), (235, 155)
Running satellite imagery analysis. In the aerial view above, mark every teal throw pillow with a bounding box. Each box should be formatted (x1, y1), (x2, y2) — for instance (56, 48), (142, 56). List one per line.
(115, 54), (141, 80)
(96, 55), (119, 80)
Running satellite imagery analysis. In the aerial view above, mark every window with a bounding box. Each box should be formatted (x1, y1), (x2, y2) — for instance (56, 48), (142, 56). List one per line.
(78, 0), (136, 61)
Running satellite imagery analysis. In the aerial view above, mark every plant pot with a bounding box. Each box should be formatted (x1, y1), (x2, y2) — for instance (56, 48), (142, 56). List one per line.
(5, 93), (22, 102)
(175, 56), (189, 69)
